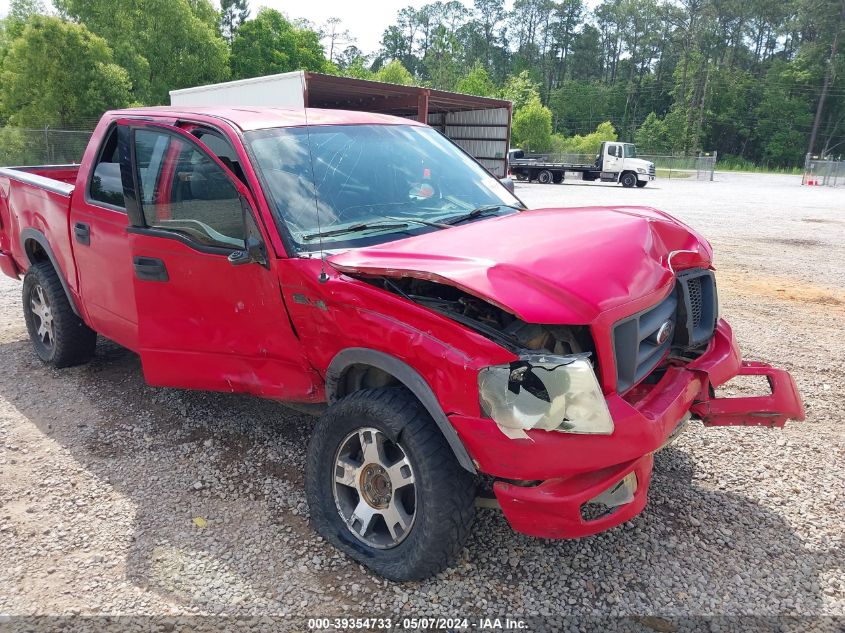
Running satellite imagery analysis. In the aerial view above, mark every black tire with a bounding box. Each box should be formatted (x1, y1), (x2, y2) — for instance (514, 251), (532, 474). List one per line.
(537, 169), (553, 184)
(620, 172), (637, 188)
(305, 387), (476, 581)
(552, 172), (564, 184)
(22, 261), (96, 368)
(636, 180), (648, 188)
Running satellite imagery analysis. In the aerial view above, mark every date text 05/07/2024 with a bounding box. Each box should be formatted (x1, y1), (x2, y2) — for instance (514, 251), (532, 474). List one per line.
(307, 617), (528, 630)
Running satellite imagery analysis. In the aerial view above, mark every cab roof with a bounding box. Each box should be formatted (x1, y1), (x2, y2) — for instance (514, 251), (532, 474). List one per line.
(108, 106), (423, 132)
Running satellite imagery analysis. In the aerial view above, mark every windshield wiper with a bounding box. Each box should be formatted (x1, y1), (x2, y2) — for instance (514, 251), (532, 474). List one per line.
(301, 221), (410, 241)
(443, 204), (522, 226)
(384, 216), (452, 228)
(302, 216), (453, 241)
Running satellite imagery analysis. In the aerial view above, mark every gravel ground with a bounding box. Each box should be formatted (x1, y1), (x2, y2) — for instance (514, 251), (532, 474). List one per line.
(0, 172), (843, 628)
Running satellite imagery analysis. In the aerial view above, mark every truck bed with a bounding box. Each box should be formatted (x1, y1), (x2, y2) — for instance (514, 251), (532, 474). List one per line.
(510, 159), (596, 171)
(0, 164), (78, 282)
(1, 164), (81, 187)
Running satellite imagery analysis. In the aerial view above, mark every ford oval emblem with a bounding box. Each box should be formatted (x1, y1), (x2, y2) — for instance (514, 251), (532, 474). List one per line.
(656, 321), (673, 345)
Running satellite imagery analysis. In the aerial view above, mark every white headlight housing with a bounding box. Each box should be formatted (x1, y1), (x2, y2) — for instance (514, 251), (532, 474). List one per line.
(637, 167), (646, 173)
(478, 354), (614, 439)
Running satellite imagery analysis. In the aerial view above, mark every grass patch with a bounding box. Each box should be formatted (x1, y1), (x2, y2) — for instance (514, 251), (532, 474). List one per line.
(716, 155), (803, 174)
(655, 168), (693, 179)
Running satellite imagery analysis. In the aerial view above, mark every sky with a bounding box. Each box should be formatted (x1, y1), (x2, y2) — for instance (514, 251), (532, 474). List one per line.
(0, 0), (491, 56)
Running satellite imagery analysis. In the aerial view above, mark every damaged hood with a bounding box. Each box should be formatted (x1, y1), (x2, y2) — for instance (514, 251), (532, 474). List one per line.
(328, 206), (713, 324)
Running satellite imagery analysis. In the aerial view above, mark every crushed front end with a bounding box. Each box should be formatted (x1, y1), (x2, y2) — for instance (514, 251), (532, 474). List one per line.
(449, 267), (805, 539)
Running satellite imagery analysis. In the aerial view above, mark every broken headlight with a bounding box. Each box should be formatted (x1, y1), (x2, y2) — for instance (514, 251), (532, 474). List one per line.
(478, 354), (614, 439)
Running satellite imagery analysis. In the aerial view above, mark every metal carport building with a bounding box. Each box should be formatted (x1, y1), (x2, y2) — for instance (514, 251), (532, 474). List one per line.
(170, 71), (512, 177)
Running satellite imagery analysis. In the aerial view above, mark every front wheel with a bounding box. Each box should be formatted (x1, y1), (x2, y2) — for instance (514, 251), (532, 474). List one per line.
(22, 262), (96, 367)
(305, 388), (476, 581)
(620, 172), (637, 188)
(636, 180), (648, 188)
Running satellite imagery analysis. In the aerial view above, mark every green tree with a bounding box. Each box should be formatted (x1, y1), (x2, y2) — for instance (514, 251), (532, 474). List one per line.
(336, 46), (372, 79)
(552, 121), (617, 155)
(321, 17), (354, 65)
(0, 16), (131, 128)
(634, 112), (669, 152)
(568, 24), (602, 82)
(220, 0), (250, 45)
(187, 0), (219, 31)
(512, 96), (553, 151)
(55, 0), (229, 104)
(7, 0), (45, 38)
(423, 24), (463, 89)
(456, 61), (496, 96)
(374, 59), (415, 85)
(0, 20), (9, 67)
(754, 61), (815, 166)
(378, 25), (414, 74)
(500, 70), (541, 110)
(231, 8), (328, 79)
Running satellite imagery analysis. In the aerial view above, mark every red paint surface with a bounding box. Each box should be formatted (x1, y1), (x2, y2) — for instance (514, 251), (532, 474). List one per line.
(0, 107), (805, 541)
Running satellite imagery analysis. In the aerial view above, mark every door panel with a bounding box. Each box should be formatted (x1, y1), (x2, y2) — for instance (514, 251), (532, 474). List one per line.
(603, 144), (621, 174)
(71, 205), (138, 349)
(70, 126), (138, 349)
(120, 121), (318, 401)
(129, 230), (316, 399)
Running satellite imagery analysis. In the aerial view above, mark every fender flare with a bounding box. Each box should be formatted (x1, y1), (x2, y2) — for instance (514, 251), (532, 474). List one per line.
(326, 348), (476, 473)
(19, 228), (80, 316)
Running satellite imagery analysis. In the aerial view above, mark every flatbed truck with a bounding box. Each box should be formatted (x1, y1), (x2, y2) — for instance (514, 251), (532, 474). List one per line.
(509, 141), (656, 187)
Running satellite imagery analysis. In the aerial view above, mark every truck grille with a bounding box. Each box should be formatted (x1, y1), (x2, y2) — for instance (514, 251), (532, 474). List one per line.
(688, 276), (703, 326)
(613, 269), (717, 392)
(648, 164), (656, 176)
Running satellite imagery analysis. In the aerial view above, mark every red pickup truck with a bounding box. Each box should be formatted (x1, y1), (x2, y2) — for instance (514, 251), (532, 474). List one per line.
(0, 107), (804, 580)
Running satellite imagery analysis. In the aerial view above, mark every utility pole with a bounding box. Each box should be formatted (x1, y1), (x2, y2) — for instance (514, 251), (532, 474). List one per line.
(807, 0), (844, 157)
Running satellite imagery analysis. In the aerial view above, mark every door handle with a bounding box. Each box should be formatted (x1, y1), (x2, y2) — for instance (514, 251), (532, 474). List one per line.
(133, 256), (169, 282)
(74, 222), (90, 245)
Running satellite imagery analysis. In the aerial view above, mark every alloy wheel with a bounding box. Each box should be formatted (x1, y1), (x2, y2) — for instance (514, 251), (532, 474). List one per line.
(332, 427), (417, 549)
(29, 284), (55, 350)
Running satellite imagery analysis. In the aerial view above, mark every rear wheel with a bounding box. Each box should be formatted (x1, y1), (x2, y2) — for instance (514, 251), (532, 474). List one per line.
(22, 262), (96, 367)
(620, 171), (637, 188)
(305, 388), (476, 581)
(537, 169), (554, 184)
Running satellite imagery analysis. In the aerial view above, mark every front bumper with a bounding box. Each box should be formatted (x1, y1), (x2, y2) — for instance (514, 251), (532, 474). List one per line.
(450, 319), (804, 539)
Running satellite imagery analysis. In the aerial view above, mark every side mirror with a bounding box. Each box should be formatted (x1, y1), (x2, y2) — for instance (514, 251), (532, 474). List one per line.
(228, 196), (269, 268)
(228, 236), (266, 267)
(500, 177), (515, 193)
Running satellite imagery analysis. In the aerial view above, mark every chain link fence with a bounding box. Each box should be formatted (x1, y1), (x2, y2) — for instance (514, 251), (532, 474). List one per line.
(640, 152), (717, 181)
(520, 151), (718, 181)
(0, 126), (94, 166)
(802, 153), (845, 187)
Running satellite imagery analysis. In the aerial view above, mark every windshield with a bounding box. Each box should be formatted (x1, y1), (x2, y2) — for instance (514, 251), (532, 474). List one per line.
(245, 124), (522, 252)
(623, 144), (637, 158)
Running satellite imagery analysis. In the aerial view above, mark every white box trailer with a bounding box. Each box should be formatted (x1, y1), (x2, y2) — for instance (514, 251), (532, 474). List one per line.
(170, 71), (512, 177)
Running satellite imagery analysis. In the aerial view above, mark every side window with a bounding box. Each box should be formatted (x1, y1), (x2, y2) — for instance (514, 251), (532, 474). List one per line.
(133, 129), (245, 249)
(89, 127), (125, 209)
(607, 145), (618, 158)
(193, 130), (248, 186)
